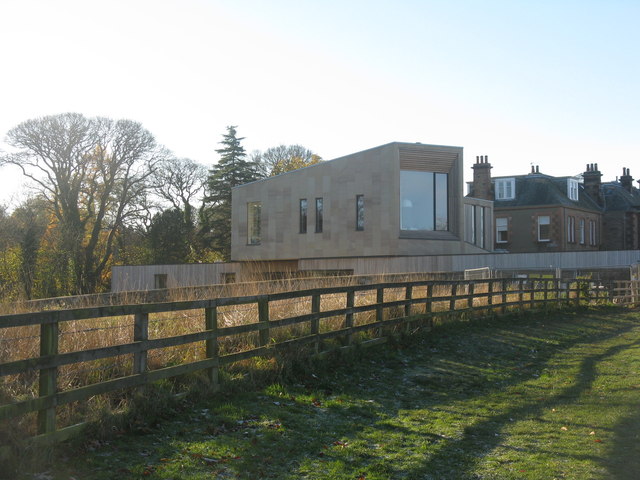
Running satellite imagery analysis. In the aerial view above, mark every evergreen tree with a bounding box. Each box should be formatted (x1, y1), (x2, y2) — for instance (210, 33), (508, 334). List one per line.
(147, 209), (191, 264)
(203, 126), (260, 259)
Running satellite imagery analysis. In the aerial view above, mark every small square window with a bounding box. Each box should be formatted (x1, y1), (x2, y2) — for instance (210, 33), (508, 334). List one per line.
(154, 274), (167, 289)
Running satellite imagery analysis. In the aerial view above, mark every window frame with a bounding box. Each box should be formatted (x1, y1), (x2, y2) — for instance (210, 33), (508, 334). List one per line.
(567, 215), (575, 243)
(589, 220), (596, 246)
(579, 218), (585, 245)
(537, 215), (551, 242)
(496, 217), (509, 244)
(567, 178), (579, 201)
(315, 197), (323, 233)
(154, 274), (168, 290)
(247, 201), (262, 245)
(399, 170), (448, 232)
(355, 194), (364, 231)
(495, 178), (515, 200)
(299, 198), (307, 234)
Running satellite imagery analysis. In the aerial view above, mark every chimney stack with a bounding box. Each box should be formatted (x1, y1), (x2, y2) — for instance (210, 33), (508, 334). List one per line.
(471, 155), (493, 200)
(620, 167), (634, 193)
(583, 163), (603, 205)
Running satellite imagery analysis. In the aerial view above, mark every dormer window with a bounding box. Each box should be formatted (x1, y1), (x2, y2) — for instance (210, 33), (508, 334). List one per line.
(495, 178), (515, 200)
(567, 178), (579, 201)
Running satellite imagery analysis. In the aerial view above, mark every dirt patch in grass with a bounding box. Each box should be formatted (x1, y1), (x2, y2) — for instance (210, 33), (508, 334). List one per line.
(39, 307), (640, 479)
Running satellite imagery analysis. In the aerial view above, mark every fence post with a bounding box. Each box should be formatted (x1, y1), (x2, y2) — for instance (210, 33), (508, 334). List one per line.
(518, 279), (525, 309)
(311, 293), (321, 352)
(37, 314), (59, 435)
(468, 282), (475, 310)
(449, 283), (458, 312)
(258, 297), (270, 347)
(345, 289), (355, 345)
(205, 303), (219, 392)
(404, 285), (413, 334)
(376, 287), (384, 337)
(487, 280), (494, 314)
(425, 284), (433, 329)
(133, 312), (149, 375)
(501, 279), (508, 314)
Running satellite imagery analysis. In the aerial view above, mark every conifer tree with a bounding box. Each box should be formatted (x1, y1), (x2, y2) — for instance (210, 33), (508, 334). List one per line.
(203, 126), (260, 259)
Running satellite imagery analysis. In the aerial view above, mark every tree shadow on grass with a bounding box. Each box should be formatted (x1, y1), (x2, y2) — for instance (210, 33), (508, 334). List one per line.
(55, 308), (640, 479)
(397, 321), (640, 478)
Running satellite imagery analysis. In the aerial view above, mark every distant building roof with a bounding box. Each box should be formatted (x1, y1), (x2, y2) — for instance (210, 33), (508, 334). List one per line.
(493, 173), (602, 211)
(602, 181), (640, 212)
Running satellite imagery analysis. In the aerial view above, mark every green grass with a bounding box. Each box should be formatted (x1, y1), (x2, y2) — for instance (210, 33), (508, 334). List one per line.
(43, 307), (640, 479)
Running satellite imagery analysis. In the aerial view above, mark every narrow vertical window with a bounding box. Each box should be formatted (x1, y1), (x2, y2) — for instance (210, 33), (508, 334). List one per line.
(464, 203), (475, 244)
(247, 201), (261, 244)
(567, 216), (575, 243)
(538, 215), (551, 241)
(477, 205), (485, 248)
(496, 218), (508, 243)
(299, 199), (307, 234)
(589, 220), (596, 245)
(315, 197), (323, 233)
(579, 218), (585, 244)
(435, 173), (448, 231)
(356, 195), (364, 231)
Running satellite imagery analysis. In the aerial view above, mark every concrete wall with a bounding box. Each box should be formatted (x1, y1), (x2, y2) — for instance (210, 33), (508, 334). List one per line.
(231, 142), (486, 261)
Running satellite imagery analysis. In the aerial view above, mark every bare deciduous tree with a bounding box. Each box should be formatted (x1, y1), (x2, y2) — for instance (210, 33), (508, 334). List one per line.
(253, 144), (321, 177)
(1, 113), (167, 293)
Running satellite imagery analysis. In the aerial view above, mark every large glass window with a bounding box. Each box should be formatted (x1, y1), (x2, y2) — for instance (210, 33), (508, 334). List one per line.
(400, 171), (448, 231)
(299, 199), (307, 234)
(538, 215), (550, 241)
(315, 197), (323, 233)
(356, 195), (364, 231)
(247, 201), (261, 244)
(496, 217), (508, 243)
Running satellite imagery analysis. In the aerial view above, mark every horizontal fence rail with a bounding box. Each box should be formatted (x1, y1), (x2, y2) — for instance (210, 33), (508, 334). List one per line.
(1, 277), (638, 449)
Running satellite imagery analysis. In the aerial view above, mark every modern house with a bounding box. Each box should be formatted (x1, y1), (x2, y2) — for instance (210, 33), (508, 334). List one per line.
(231, 142), (492, 264)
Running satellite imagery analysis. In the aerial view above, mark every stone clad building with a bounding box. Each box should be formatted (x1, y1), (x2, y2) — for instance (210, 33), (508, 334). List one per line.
(231, 142), (492, 262)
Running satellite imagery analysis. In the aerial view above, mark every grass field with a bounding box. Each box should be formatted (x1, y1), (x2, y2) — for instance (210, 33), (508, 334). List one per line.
(42, 306), (640, 479)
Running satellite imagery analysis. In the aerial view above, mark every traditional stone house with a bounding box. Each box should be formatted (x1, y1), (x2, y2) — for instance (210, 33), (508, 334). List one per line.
(467, 157), (603, 253)
(586, 166), (640, 250)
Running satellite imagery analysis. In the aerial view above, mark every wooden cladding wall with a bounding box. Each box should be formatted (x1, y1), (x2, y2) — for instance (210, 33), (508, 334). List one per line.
(398, 145), (459, 172)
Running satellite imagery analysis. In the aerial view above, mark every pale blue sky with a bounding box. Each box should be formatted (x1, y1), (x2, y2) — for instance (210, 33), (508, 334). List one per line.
(1, 0), (638, 206)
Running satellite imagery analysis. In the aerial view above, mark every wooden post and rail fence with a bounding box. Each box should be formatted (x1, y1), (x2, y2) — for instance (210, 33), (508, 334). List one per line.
(0, 276), (638, 450)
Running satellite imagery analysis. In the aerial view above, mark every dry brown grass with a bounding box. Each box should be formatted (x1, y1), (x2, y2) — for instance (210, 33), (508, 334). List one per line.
(0, 273), (581, 439)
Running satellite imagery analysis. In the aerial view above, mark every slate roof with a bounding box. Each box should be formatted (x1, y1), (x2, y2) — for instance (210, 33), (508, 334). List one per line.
(601, 182), (640, 212)
(493, 173), (602, 212)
